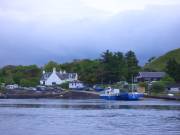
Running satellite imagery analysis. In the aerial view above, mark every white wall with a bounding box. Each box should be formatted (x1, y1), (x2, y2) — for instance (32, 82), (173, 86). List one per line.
(170, 87), (180, 93)
(69, 82), (84, 89)
(67, 73), (78, 82)
(45, 72), (64, 85)
(40, 69), (78, 86)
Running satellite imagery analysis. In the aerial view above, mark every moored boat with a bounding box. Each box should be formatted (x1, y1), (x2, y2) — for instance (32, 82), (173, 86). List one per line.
(100, 87), (143, 101)
(100, 87), (121, 100)
(126, 93), (141, 101)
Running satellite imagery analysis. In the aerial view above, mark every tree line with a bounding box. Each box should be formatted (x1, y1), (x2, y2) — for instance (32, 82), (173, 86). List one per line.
(0, 50), (179, 87)
(43, 50), (140, 84)
(0, 65), (41, 87)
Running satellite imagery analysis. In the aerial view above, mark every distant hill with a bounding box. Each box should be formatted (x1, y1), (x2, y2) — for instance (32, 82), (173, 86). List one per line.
(144, 48), (180, 71)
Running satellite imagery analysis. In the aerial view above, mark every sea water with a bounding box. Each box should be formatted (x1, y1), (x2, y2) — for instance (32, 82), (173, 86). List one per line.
(0, 98), (179, 135)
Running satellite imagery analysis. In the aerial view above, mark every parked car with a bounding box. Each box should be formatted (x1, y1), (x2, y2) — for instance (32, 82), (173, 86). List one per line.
(36, 85), (47, 91)
(93, 85), (104, 91)
(6, 84), (19, 90)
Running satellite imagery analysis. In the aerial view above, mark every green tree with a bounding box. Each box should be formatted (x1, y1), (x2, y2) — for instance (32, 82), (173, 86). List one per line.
(4, 76), (15, 85)
(151, 81), (165, 94)
(59, 82), (69, 89)
(0, 65), (41, 86)
(44, 61), (61, 72)
(166, 58), (178, 78)
(61, 59), (102, 84)
(20, 78), (38, 87)
(114, 52), (128, 81)
(125, 51), (140, 82)
(100, 50), (127, 83)
(166, 58), (180, 82)
(161, 75), (175, 86)
(138, 82), (148, 89)
(148, 56), (156, 63)
(100, 50), (114, 83)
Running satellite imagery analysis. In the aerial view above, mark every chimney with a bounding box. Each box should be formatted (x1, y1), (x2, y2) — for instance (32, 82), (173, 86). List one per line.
(53, 67), (56, 73)
(59, 70), (62, 74)
(43, 70), (46, 74)
(75, 73), (78, 80)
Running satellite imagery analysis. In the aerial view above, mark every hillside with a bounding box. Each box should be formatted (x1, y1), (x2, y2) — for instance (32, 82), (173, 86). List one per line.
(144, 48), (180, 71)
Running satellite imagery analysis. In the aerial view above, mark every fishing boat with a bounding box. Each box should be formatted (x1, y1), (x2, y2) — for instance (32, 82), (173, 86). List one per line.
(100, 87), (143, 101)
(100, 76), (144, 100)
(100, 87), (122, 100)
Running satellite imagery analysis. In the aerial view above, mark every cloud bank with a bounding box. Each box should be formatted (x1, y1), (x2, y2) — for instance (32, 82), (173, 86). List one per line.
(0, 0), (180, 66)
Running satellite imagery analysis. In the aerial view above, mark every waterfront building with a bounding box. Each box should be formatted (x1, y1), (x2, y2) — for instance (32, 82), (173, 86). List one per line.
(167, 84), (180, 93)
(40, 68), (78, 86)
(135, 72), (166, 82)
(69, 80), (85, 90)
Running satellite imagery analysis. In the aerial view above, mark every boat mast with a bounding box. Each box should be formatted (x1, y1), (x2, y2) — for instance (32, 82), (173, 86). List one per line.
(131, 75), (133, 93)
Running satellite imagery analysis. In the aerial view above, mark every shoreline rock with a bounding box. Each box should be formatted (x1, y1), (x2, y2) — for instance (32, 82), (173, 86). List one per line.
(0, 90), (100, 99)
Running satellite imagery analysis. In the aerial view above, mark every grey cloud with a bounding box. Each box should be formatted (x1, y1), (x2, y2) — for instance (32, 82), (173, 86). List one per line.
(0, 4), (180, 66)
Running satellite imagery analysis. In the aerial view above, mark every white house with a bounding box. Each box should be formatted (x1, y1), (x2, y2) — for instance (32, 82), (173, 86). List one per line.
(40, 68), (78, 86)
(167, 84), (180, 93)
(69, 80), (85, 90)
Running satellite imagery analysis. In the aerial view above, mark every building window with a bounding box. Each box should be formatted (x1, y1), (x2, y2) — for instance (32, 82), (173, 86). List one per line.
(52, 82), (56, 85)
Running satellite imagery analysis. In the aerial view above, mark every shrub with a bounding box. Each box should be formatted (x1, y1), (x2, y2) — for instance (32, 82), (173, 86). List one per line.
(59, 82), (69, 89)
(138, 82), (148, 89)
(151, 81), (165, 94)
(161, 75), (175, 86)
(20, 79), (38, 87)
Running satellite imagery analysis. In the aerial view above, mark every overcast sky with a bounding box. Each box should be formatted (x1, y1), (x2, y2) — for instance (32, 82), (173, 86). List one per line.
(0, 0), (180, 66)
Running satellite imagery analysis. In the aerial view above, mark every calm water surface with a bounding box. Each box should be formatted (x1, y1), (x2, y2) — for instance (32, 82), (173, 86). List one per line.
(0, 98), (179, 135)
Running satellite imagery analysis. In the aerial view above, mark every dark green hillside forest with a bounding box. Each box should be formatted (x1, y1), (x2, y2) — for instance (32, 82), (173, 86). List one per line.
(144, 48), (180, 71)
(0, 49), (179, 87)
(0, 50), (139, 86)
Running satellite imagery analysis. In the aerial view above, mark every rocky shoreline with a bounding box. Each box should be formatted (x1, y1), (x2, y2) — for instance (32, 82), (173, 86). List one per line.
(0, 90), (100, 99)
(1, 89), (180, 101)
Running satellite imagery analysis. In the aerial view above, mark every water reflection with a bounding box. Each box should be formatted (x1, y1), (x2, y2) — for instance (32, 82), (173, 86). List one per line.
(0, 99), (179, 135)
(0, 100), (179, 110)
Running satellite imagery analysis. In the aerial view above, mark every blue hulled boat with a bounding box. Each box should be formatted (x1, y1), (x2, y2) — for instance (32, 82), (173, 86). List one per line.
(100, 87), (143, 101)
(126, 93), (141, 101)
